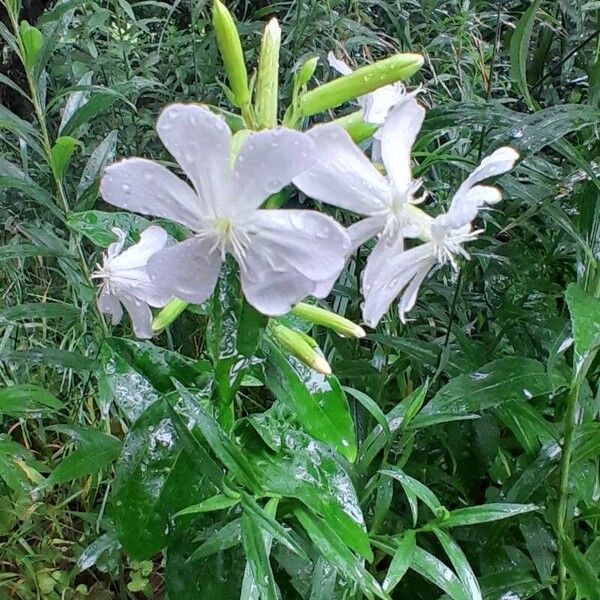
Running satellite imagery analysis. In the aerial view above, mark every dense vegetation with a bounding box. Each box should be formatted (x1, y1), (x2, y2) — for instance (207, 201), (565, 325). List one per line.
(1, 0), (599, 598)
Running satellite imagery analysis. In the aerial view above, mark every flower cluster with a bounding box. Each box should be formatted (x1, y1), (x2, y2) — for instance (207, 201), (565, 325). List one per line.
(94, 92), (517, 337)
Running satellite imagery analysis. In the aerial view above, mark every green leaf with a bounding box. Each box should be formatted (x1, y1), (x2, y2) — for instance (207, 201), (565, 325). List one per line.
(294, 508), (384, 599)
(112, 398), (216, 559)
(60, 92), (119, 137)
(0, 348), (95, 372)
(240, 492), (306, 558)
(562, 538), (600, 599)
(18, 20), (43, 72)
(382, 531), (415, 594)
(50, 136), (80, 180)
(245, 412), (371, 561)
(263, 339), (356, 461)
(343, 386), (390, 440)
(241, 512), (279, 600)
(410, 546), (469, 600)
(45, 426), (121, 486)
(565, 284), (600, 365)
(76, 130), (118, 199)
(435, 503), (538, 528)
(188, 518), (242, 562)
(175, 494), (240, 517)
(433, 528), (481, 600)
(509, 0), (542, 108)
(419, 358), (561, 420)
(68, 211), (150, 248)
(0, 301), (79, 324)
(0, 105), (44, 155)
(380, 466), (443, 521)
(0, 384), (64, 416)
(174, 383), (261, 492)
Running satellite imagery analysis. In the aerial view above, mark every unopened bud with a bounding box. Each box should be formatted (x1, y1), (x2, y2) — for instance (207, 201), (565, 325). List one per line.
(270, 323), (331, 375)
(295, 56), (319, 89)
(255, 18), (281, 128)
(299, 53), (423, 117)
(213, 0), (250, 108)
(152, 298), (188, 332)
(331, 110), (378, 143)
(292, 302), (365, 338)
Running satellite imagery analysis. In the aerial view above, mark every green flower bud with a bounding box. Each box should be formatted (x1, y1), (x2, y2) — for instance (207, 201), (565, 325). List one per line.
(331, 110), (378, 143)
(152, 298), (188, 332)
(299, 53), (424, 117)
(255, 18), (281, 128)
(295, 55), (319, 89)
(212, 0), (250, 108)
(270, 323), (331, 375)
(292, 302), (365, 338)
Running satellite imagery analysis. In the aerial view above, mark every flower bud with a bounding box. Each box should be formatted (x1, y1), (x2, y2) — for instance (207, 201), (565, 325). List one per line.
(331, 110), (378, 143)
(295, 55), (319, 89)
(152, 298), (188, 332)
(255, 18), (281, 128)
(270, 323), (331, 375)
(291, 302), (365, 338)
(299, 53), (423, 117)
(212, 0), (250, 108)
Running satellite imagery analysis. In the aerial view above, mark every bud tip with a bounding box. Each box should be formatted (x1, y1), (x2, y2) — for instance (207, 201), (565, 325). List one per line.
(313, 355), (332, 376)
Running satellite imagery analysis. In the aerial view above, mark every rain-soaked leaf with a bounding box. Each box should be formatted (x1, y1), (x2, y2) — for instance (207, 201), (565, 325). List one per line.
(262, 339), (357, 461)
(112, 398), (216, 559)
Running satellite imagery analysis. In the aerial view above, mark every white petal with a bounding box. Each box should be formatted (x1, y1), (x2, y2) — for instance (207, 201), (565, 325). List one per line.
(293, 124), (390, 215)
(445, 185), (501, 229)
(242, 269), (320, 316)
(347, 215), (386, 252)
(231, 129), (315, 217)
(97, 286), (123, 325)
(118, 291), (153, 339)
(380, 93), (425, 195)
(100, 158), (202, 231)
(107, 228), (126, 260)
(248, 209), (350, 281)
(156, 104), (232, 216)
(327, 52), (353, 75)
(363, 83), (406, 124)
(110, 225), (168, 271)
(397, 262), (432, 322)
(454, 147), (519, 196)
(361, 234), (404, 300)
(108, 227), (172, 307)
(362, 243), (435, 327)
(147, 237), (222, 305)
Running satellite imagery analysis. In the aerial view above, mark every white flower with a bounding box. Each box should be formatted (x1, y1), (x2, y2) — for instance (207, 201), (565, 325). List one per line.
(92, 226), (171, 338)
(100, 103), (350, 316)
(293, 95), (519, 327)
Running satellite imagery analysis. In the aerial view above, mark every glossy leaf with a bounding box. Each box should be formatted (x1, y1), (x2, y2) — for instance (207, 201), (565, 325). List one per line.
(382, 531), (415, 593)
(565, 283), (600, 368)
(112, 398), (216, 559)
(410, 546), (469, 600)
(435, 503), (538, 528)
(45, 426), (121, 486)
(175, 494), (240, 517)
(0, 384), (64, 416)
(68, 211), (150, 248)
(263, 339), (356, 461)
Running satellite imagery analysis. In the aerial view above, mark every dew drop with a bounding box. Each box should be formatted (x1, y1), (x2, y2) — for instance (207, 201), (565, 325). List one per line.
(266, 176), (283, 192)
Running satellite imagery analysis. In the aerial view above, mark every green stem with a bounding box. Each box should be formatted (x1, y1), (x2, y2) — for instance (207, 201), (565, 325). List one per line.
(556, 375), (582, 600)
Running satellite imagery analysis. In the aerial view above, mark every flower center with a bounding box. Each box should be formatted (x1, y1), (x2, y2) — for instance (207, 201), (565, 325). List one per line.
(429, 221), (480, 270)
(200, 217), (253, 269)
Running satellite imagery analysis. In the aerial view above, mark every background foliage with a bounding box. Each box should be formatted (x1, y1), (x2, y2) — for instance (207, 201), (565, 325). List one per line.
(1, 0), (600, 598)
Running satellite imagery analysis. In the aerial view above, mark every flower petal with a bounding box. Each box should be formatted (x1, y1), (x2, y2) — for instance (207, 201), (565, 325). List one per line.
(293, 124), (390, 215)
(362, 243), (435, 327)
(327, 52), (353, 75)
(147, 237), (222, 305)
(444, 185), (502, 229)
(347, 215), (386, 252)
(380, 93), (425, 195)
(156, 104), (232, 216)
(241, 269), (319, 316)
(248, 209), (350, 281)
(97, 286), (123, 325)
(363, 83), (406, 124)
(100, 158), (202, 231)
(118, 291), (153, 339)
(107, 227), (126, 260)
(230, 129), (314, 216)
(109, 226), (172, 306)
